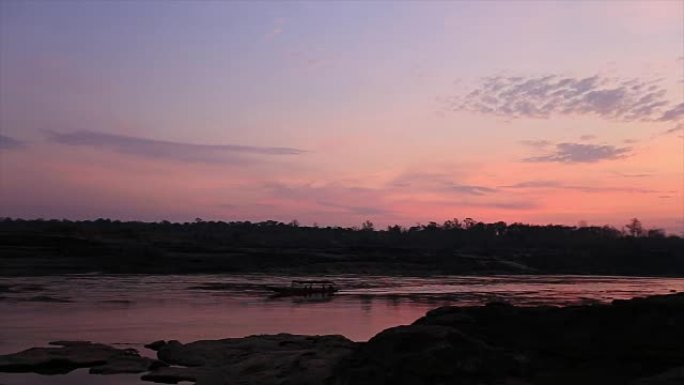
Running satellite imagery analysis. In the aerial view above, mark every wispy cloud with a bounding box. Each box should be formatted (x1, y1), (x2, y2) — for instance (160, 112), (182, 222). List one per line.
(263, 182), (395, 217)
(449, 74), (677, 121)
(0, 134), (26, 150)
(503, 179), (656, 193)
(663, 123), (683, 135)
(524, 142), (630, 163)
(390, 172), (496, 195)
(659, 102), (684, 122)
(264, 180), (535, 221)
(484, 201), (540, 210)
(613, 172), (652, 178)
(446, 184), (496, 195)
(316, 200), (391, 216)
(519, 139), (553, 148)
(405, 198), (541, 211)
(47, 130), (305, 163)
(503, 180), (561, 188)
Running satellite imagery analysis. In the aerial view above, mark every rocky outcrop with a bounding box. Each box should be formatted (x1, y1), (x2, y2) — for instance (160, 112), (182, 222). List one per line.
(142, 334), (357, 385)
(335, 293), (684, 385)
(337, 324), (523, 385)
(0, 340), (164, 375)
(631, 366), (684, 385)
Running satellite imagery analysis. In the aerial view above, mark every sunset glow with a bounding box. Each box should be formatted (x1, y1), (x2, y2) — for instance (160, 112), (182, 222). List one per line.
(0, 1), (682, 233)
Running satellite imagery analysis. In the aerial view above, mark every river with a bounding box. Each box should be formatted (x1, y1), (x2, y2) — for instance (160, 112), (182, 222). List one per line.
(1, 274), (684, 384)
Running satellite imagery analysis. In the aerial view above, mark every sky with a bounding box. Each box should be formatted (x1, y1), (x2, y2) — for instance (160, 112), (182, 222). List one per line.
(0, 1), (682, 233)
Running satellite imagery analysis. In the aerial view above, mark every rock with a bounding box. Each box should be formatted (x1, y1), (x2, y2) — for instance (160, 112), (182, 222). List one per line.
(141, 366), (208, 384)
(90, 354), (166, 374)
(143, 334), (357, 385)
(145, 340), (167, 351)
(0, 341), (164, 375)
(631, 367), (684, 385)
(403, 293), (684, 384)
(336, 324), (521, 385)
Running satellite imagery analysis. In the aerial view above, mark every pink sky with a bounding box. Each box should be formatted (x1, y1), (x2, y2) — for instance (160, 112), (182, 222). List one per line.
(0, 1), (682, 234)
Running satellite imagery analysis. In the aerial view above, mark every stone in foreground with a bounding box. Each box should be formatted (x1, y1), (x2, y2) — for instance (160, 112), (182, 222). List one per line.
(142, 334), (357, 385)
(336, 293), (684, 385)
(0, 341), (164, 375)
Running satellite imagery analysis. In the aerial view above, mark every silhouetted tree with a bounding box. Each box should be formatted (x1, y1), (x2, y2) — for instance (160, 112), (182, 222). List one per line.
(463, 217), (477, 229)
(443, 218), (462, 230)
(423, 221), (440, 231)
(647, 228), (665, 238)
(361, 220), (374, 231)
(626, 218), (644, 237)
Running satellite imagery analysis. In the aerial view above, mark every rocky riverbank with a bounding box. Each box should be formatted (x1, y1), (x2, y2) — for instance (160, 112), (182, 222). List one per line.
(2, 293), (683, 385)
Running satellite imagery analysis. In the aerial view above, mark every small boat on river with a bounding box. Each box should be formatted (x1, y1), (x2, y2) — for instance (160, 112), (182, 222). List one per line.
(267, 280), (338, 296)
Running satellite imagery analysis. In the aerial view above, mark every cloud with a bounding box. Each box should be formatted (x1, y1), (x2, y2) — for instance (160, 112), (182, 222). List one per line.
(0, 134), (26, 150)
(447, 184), (497, 195)
(449, 74), (677, 121)
(484, 201), (540, 210)
(613, 172), (652, 178)
(47, 130), (305, 163)
(579, 134), (596, 141)
(503, 180), (561, 188)
(316, 200), (391, 216)
(659, 102), (684, 122)
(663, 123), (683, 135)
(263, 182), (395, 217)
(407, 198), (541, 211)
(503, 179), (656, 194)
(524, 142), (630, 163)
(262, 176), (512, 221)
(390, 172), (496, 195)
(519, 139), (553, 148)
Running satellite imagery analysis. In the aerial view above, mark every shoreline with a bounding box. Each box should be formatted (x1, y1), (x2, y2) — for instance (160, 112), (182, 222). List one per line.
(3, 271), (684, 278)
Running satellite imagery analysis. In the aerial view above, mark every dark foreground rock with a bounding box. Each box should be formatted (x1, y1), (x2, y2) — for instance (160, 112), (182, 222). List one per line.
(338, 324), (524, 385)
(336, 293), (684, 385)
(141, 334), (357, 385)
(0, 341), (164, 375)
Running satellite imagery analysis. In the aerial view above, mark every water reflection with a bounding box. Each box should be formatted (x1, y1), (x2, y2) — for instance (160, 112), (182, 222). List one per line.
(2, 274), (684, 385)
(1, 274), (683, 354)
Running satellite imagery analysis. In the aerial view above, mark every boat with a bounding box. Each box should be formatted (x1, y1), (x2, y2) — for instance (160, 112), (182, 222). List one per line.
(266, 280), (338, 296)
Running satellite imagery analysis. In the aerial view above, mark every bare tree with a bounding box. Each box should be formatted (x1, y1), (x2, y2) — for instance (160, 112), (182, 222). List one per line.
(625, 218), (644, 237)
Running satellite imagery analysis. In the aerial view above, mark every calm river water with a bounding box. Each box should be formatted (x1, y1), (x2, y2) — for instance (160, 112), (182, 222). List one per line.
(1, 274), (684, 385)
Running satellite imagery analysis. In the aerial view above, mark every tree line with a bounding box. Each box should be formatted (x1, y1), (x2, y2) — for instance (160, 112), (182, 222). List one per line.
(0, 217), (681, 276)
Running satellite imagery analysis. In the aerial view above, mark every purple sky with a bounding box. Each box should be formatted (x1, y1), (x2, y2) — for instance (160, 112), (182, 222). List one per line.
(0, 1), (682, 233)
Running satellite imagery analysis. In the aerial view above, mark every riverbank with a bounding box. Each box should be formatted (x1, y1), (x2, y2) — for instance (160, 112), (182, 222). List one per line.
(3, 243), (684, 278)
(2, 219), (683, 277)
(2, 292), (683, 385)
